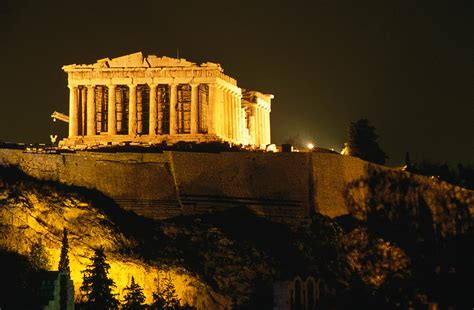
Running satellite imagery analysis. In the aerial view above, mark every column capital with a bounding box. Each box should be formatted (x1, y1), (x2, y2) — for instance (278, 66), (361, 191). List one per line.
(107, 84), (116, 89)
(128, 84), (137, 89)
(189, 83), (199, 88)
(148, 83), (158, 89)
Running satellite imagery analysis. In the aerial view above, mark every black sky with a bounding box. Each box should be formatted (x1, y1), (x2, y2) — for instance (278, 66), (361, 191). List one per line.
(0, 0), (472, 165)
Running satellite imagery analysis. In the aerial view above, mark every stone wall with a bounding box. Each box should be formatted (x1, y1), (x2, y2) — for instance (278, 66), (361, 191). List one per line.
(0, 148), (381, 226)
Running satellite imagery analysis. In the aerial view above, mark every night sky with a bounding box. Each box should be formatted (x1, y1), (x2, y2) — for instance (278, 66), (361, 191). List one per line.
(1, 0), (472, 165)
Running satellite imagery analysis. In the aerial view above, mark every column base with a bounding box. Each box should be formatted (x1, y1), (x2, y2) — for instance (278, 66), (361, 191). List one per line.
(58, 133), (244, 149)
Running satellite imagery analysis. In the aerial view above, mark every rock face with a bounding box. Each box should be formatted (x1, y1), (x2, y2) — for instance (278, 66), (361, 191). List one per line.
(0, 167), (230, 309)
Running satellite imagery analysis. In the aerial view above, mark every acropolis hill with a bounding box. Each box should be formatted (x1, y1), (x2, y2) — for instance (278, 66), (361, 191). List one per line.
(1, 52), (473, 309)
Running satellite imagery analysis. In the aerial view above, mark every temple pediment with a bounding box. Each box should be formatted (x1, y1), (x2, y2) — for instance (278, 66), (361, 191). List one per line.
(63, 52), (226, 70)
(106, 52), (145, 67)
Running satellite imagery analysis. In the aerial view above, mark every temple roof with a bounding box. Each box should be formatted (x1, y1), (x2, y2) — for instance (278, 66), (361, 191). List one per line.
(63, 52), (222, 70)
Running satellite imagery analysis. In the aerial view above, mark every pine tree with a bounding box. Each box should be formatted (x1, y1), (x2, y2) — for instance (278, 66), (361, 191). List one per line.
(347, 119), (387, 165)
(122, 276), (146, 310)
(58, 228), (71, 275)
(80, 247), (119, 310)
(30, 241), (50, 270)
(151, 274), (180, 310)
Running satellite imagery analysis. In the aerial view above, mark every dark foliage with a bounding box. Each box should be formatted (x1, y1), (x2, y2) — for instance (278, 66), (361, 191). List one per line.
(30, 241), (51, 271)
(407, 159), (474, 190)
(347, 119), (387, 165)
(58, 228), (71, 275)
(0, 248), (44, 309)
(80, 247), (119, 310)
(151, 274), (180, 310)
(345, 165), (473, 308)
(122, 276), (146, 310)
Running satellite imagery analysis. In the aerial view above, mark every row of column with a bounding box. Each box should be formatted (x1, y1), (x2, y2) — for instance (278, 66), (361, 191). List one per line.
(214, 86), (241, 142)
(68, 83), (208, 138)
(249, 105), (271, 146)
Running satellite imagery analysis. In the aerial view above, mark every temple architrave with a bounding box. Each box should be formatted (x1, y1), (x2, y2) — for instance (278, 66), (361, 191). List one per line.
(60, 52), (273, 148)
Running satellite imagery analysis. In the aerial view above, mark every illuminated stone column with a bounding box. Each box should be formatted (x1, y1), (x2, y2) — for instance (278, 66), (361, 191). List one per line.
(68, 85), (79, 137)
(128, 84), (137, 136)
(207, 83), (217, 135)
(169, 84), (177, 135)
(216, 86), (224, 137)
(86, 85), (96, 136)
(190, 83), (199, 134)
(233, 93), (240, 143)
(116, 89), (123, 133)
(107, 84), (116, 135)
(226, 90), (233, 139)
(230, 91), (236, 140)
(256, 106), (262, 146)
(260, 107), (266, 146)
(81, 87), (87, 135)
(266, 109), (271, 144)
(149, 84), (158, 136)
(137, 87), (143, 134)
(249, 106), (256, 145)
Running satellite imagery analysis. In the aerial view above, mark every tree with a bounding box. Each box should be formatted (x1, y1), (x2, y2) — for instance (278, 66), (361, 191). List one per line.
(80, 247), (119, 310)
(122, 276), (146, 310)
(347, 119), (387, 165)
(30, 241), (50, 270)
(58, 228), (71, 275)
(151, 274), (180, 310)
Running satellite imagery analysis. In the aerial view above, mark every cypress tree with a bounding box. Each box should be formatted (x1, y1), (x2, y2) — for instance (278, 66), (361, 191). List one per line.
(347, 119), (387, 165)
(122, 276), (146, 310)
(152, 274), (180, 310)
(80, 247), (119, 310)
(58, 228), (70, 275)
(30, 241), (50, 270)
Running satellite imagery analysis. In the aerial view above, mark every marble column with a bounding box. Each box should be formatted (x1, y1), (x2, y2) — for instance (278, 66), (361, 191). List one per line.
(190, 83), (199, 134)
(68, 85), (79, 137)
(266, 109), (271, 144)
(249, 106), (256, 145)
(86, 85), (96, 136)
(207, 84), (217, 135)
(255, 106), (261, 146)
(107, 85), (116, 135)
(230, 92), (236, 140)
(226, 90), (233, 139)
(81, 88), (87, 135)
(233, 93), (240, 142)
(149, 84), (158, 136)
(128, 84), (137, 136)
(169, 84), (177, 135)
(137, 87), (143, 134)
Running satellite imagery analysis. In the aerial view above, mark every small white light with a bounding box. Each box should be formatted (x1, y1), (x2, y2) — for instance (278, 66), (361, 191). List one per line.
(307, 143), (314, 150)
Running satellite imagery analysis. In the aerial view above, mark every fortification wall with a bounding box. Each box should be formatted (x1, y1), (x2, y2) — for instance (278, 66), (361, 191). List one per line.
(312, 153), (369, 218)
(0, 149), (374, 225)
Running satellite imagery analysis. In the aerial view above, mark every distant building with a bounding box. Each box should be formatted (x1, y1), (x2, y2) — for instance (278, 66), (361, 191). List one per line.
(273, 276), (320, 310)
(60, 52), (272, 148)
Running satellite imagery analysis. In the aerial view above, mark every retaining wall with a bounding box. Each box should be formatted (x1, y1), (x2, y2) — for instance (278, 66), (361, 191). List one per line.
(0, 149), (369, 226)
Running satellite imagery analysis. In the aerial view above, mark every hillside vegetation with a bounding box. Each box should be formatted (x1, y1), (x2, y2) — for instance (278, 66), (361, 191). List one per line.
(0, 165), (472, 309)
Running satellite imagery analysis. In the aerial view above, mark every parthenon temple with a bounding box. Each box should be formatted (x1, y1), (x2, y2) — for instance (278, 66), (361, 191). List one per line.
(60, 52), (273, 148)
